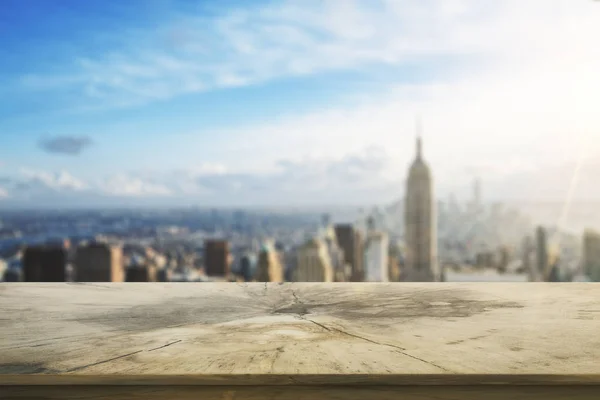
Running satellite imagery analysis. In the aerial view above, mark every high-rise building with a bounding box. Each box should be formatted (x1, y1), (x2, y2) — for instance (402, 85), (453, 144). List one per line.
(334, 224), (364, 282)
(23, 245), (67, 282)
(497, 246), (509, 273)
(294, 238), (334, 282)
(74, 243), (124, 282)
(404, 128), (438, 281)
(364, 231), (389, 282)
(239, 253), (256, 282)
(388, 241), (403, 282)
(204, 239), (230, 277)
(320, 218), (346, 281)
(536, 226), (548, 277)
(324, 238), (346, 281)
(521, 235), (535, 279)
(125, 253), (157, 282)
(255, 240), (284, 282)
(475, 251), (494, 268)
(126, 266), (157, 282)
(388, 254), (401, 282)
(156, 268), (173, 282)
(583, 229), (600, 282)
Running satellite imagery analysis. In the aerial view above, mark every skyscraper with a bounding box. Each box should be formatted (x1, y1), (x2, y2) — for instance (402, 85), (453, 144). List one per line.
(75, 243), (124, 282)
(23, 245), (67, 282)
(536, 226), (548, 278)
(255, 240), (284, 282)
(364, 231), (389, 282)
(522, 235), (534, 280)
(294, 238), (334, 282)
(334, 224), (364, 282)
(204, 239), (230, 277)
(403, 123), (437, 282)
(583, 229), (600, 282)
(239, 253), (256, 282)
(320, 216), (346, 281)
(125, 253), (157, 282)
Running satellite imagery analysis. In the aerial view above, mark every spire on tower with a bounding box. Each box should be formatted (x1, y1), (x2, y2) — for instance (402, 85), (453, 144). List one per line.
(416, 115), (423, 160)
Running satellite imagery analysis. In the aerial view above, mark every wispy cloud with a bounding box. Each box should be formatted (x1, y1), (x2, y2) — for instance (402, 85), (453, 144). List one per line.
(39, 135), (93, 156)
(22, 0), (599, 109)
(6, 1), (600, 205)
(18, 169), (88, 191)
(100, 174), (172, 197)
(1, 147), (397, 204)
(4, 142), (600, 206)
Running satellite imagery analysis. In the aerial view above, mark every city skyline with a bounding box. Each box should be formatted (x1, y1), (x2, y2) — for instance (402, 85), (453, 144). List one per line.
(1, 0), (599, 207)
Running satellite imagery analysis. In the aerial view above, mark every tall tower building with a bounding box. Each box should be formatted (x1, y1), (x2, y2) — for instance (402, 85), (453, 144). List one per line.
(75, 243), (124, 282)
(334, 224), (364, 282)
(23, 245), (67, 282)
(294, 238), (334, 282)
(255, 240), (284, 282)
(239, 253), (257, 282)
(403, 121), (437, 282)
(204, 239), (231, 277)
(364, 231), (389, 282)
(535, 226), (548, 278)
(125, 253), (157, 282)
(522, 235), (534, 280)
(321, 220), (347, 282)
(582, 229), (600, 282)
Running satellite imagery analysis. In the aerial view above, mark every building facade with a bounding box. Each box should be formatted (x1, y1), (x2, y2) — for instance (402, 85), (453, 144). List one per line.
(320, 221), (347, 281)
(75, 243), (124, 282)
(294, 238), (334, 282)
(23, 245), (67, 282)
(364, 231), (389, 282)
(125, 253), (157, 282)
(204, 239), (230, 277)
(403, 135), (438, 281)
(334, 224), (364, 282)
(583, 229), (600, 282)
(535, 226), (548, 277)
(255, 240), (284, 282)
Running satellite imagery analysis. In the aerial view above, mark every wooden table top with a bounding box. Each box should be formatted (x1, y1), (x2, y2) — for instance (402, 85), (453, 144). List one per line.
(1, 283), (599, 386)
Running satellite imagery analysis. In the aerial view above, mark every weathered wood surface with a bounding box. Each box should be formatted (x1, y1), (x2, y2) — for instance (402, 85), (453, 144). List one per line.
(3, 385), (600, 400)
(1, 283), (599, 388)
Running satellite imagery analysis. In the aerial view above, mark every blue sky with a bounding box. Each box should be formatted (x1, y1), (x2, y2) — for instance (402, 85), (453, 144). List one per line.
(1, 0), (599, 208)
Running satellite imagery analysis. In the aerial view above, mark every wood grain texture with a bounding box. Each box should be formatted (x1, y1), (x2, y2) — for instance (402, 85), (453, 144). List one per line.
(1, 283), (599, 387)
(3, 385), (600, 400)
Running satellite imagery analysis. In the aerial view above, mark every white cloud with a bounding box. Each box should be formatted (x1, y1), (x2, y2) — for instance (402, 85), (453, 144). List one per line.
(19, 169), (88, 191)
(13, 0), (600, 203)
(196, 0), (600, 201)
(0, 187), (8, 199)
(21, 1), (599, 105)
(79, 148), (399, 205)
(186, 162), (228, 176)
(100, 174), (172, 197)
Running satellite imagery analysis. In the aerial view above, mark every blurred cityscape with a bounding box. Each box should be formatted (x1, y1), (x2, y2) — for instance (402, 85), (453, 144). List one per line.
(1, 137), (598, 284)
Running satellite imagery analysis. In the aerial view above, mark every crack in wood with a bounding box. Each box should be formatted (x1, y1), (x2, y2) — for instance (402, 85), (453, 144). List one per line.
(292, 290), (302, 305)
(147, 340), (182, 352)
(65, 350), (144, 373)
(301, 319), (453, 373)
(390, 350), (453, 373)
(305, 318), (332, 332)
